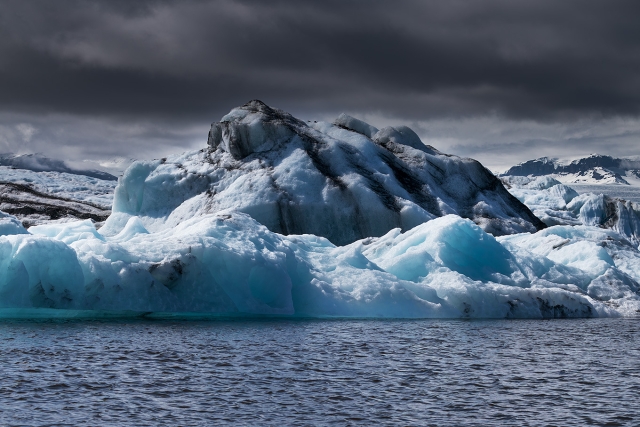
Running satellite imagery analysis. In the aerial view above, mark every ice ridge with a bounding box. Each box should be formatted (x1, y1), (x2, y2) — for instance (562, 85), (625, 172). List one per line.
(0, 153), (117, 181)
(110, 100), (544, 246)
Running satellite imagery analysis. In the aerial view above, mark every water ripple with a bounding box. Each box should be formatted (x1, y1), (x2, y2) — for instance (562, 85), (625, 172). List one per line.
(0, 318), (639, 426)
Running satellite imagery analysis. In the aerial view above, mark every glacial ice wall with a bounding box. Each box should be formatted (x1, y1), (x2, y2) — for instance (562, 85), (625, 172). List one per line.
(0, 211), (638, 318)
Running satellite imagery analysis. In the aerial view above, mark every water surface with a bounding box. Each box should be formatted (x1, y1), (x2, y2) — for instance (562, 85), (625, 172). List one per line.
(1, 318), (638, 426)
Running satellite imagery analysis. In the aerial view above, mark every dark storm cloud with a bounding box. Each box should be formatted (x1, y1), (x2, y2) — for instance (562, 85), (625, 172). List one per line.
(0, 0), (639, 121)
(0, 0), (639, 169)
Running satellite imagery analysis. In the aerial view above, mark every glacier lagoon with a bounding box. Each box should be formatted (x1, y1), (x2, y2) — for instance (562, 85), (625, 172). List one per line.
(1, 102), (640, 425)
(1, 317), (639, 426)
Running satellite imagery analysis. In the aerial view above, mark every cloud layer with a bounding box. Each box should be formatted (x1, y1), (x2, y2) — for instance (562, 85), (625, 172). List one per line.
(0, 0), (639, 169)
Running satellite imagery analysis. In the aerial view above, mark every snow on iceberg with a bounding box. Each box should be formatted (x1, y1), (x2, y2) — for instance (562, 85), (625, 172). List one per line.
(0, 212), (637, 318)
(105, 100), (544, 246)
(0, 101), (639, 319)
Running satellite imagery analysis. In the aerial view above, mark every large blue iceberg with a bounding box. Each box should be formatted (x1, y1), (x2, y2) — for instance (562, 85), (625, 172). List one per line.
(0, 204), (638, 318)
(1, 102), (639, 318)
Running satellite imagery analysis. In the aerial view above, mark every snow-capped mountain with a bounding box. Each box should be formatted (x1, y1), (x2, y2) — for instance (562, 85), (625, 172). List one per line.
(503, 154), (640, 186)
(0, 153), (117, 181)
(105, 100), (544, 245)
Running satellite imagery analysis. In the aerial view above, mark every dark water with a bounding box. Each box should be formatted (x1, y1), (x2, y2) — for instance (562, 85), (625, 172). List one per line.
(1, 318), (639, 426)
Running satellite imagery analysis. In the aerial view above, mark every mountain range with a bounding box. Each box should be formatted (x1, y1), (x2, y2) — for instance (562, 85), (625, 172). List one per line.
(502, 154), (640, 186)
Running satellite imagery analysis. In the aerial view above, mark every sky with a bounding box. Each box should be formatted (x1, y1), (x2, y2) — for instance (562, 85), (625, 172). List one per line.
(0, 0), (639, 172)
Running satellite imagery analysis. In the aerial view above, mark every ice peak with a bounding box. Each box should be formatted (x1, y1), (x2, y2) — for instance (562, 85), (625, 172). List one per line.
(333, 113), (379, 138)
(144, 101), (548, 244)
(372, 126), (436, 154)
(208, 100), (303, 160)
(241, 99), (270, 109)
(238, 99), (284, 116)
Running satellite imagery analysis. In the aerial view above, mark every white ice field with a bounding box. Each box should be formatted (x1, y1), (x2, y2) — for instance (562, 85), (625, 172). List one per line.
(0, 165), (116, 207)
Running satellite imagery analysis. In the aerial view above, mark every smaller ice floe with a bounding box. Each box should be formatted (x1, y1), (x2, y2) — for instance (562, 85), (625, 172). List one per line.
(503, 176), (640, 245)
(0, 212), (638, 318)
(0, 211), (28, 236)
(499, 225), (640, 312)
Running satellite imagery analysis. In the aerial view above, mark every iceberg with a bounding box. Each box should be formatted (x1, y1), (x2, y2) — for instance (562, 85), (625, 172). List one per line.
(0, 101), (638, 319)
(503, 175), (640, 245)
(0, 210), (636, 318)
(107, 100), (544, 246)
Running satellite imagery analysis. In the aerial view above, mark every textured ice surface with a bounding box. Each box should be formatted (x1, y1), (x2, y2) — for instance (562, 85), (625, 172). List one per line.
(108, 100), (543, 246)
(0, 165), (115, 227)
(0, 212), (637, 318)
(503, 176), (640, 245)
(0, 165), (116, 207)
(569, 184), (640, 203)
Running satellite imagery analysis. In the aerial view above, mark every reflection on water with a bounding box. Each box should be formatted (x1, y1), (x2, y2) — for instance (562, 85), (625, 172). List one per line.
(0, 318), (639, 426)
